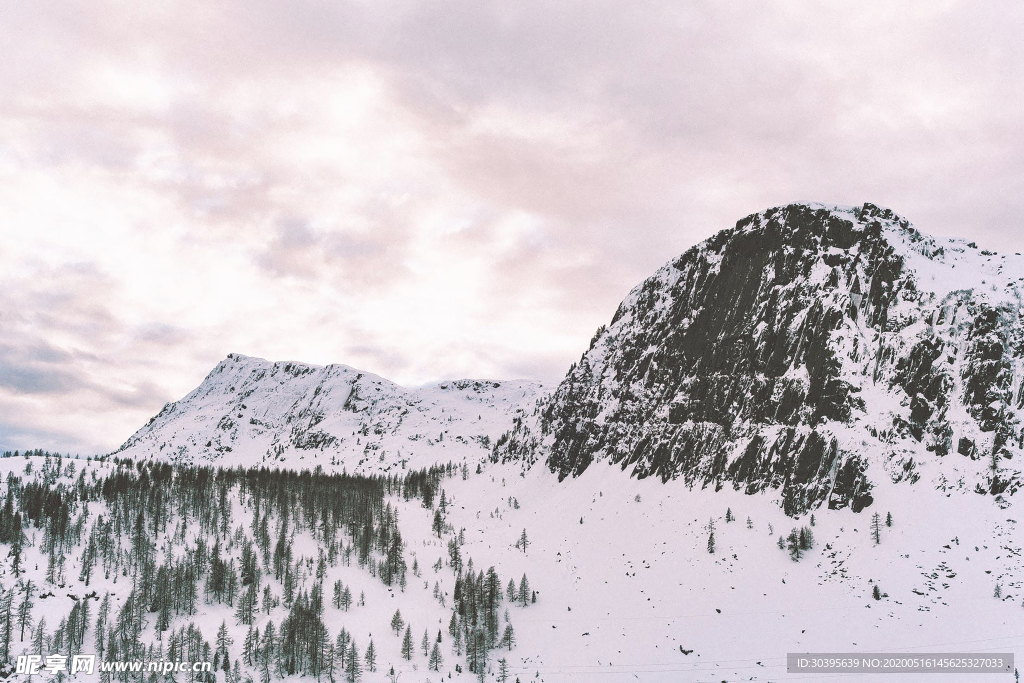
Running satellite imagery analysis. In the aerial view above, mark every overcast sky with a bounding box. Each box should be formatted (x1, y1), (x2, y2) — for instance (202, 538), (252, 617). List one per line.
(2, 1), (1023, 454)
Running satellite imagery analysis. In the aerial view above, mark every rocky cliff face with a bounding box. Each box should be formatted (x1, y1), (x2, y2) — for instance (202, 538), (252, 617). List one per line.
(117, 354), (543, 474)
(494, 203), (1024, 514)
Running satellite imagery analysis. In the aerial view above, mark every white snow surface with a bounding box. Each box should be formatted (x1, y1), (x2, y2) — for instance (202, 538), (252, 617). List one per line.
(116, 354), (545, 474)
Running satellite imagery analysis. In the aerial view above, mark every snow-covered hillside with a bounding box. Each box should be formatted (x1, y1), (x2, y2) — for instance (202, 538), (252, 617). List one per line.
(438, 460), (1022, 683)
(496, 202), (1024, 514)
(0, 453), (1018, 683)
(117, 354), (544, 474)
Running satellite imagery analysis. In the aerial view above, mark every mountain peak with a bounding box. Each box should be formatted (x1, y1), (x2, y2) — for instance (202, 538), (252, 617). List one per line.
(119, 356), (545, 473)
(496, 203), (1024, 515)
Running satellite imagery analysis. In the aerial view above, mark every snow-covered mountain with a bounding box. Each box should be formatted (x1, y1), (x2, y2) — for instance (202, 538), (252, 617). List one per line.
(117, 353), (544, 473)
(495, 202), (1024, 514)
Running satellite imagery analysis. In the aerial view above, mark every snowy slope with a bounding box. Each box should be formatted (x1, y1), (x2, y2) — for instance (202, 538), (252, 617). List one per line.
(434, 459), (1023, 683)
(2, 454), (1018, 683)
(496, 202), (1024, 514)
(116, 353), (544, 474)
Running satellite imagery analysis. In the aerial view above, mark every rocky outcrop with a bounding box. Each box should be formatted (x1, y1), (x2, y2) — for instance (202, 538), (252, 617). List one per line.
(495, 203), (1024, 514)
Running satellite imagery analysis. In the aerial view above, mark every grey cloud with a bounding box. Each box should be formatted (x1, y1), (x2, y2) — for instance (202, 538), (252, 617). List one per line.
(253, 217), (406, 290)
(0, 262), (190, 451)
(0, 355), (84, 395)
(94, 379), (169, 410)
(133, 323), (191, 347)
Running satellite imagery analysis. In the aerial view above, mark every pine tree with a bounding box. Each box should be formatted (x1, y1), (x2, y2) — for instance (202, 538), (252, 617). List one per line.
(401, 626), (414, 659)
(243, 626), (257, 666)
(364, 639), (376, 672)
(345, 642), (360, 682)
(8, 515), (23, 577)
(263, 585), (274, 614)
(995, 584), (1003, 598)
(235, 583), (257, 625)
(32, 616), (46, 656)
(96, 593), (110, 657)
(871, 512), (882, 545)
(886, 511), (893, 527)
(283, 563), (295, 606)
(502, 623), (515, 649)
(421, 627), (430, 656)
(518, 575), (530, 607)
(746, 516), (753, 529)
(335, 629), (351, 669)
(324, 643), (336, 683)
(261, 621), (277, 678)
(872, 584), (881, 600)
(429, 642), (442, 671)
(498, 657), (510, 683)
(799, 526), (814, 551)
(707, 518), (716, 554)
(787, 529), (802, 561)
(216, 620), (233, 672)
(433, 510), (445, 538)
(390, 609), (404, 635)
(447, 539), (462, 571)
(725, 508), (734, 523)
(0, 586), (14, 663)
(506, 578), (517, 603)
(516, 529), (529, 553)
(316, 622), (332, 678)
(16, 580), (34, 641)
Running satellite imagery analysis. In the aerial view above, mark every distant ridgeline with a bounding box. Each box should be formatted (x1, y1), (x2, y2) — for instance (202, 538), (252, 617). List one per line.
(114, 353), (543, 476)
(494, 203), (1024, 515)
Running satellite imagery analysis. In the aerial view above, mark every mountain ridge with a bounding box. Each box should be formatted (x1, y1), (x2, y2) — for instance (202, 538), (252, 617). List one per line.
(116, 352), (545, 473)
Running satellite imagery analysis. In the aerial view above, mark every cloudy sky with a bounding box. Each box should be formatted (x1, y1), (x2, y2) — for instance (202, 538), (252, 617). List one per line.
(2, 1), (1023, 454)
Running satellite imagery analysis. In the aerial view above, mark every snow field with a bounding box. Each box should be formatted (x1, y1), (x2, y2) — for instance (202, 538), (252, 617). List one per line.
(433, 460), (1022, 682)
